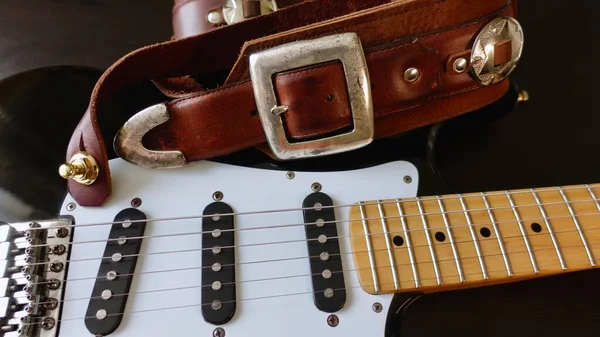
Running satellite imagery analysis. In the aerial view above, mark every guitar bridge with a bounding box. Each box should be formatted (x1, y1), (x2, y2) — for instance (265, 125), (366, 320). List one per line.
(0, 217), (74, 337)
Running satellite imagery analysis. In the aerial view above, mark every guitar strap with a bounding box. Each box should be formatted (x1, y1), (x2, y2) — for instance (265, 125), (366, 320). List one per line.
(63, 0), (522, 206)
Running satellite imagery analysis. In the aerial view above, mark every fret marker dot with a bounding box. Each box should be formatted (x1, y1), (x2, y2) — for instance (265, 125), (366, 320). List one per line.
(392, 236), (404, 247)
(318, 234), (327, 243)
(314, 203), (323, 211)
(316, 218), (325, 227)
(434, 232), (446, 242)
(479, 227), (491, 238)
(531, 223), (542, 233)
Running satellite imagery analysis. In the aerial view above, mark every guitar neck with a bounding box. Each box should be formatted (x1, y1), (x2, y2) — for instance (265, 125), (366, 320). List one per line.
(348, 184), (600, 294)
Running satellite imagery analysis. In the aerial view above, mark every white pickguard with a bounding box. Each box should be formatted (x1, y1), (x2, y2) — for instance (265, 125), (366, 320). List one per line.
(58, 158), (419, 337)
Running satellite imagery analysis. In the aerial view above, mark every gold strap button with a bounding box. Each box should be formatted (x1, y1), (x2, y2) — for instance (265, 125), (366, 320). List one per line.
(59, 151), (99, 185)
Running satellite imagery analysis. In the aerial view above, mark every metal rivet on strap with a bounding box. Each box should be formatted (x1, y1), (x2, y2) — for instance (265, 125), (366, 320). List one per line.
(404, 68), (420, 82)
(453, 58), (468, 73)
(207, 11), (222, 24)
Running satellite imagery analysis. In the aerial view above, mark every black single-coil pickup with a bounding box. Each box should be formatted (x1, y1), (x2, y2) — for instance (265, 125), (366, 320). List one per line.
(302, 192), (346, 313)
(201, 201), (236, 325)
(84, 208), (147, 336)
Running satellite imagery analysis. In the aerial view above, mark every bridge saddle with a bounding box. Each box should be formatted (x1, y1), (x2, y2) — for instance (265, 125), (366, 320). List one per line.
(0, 217), (74, 337)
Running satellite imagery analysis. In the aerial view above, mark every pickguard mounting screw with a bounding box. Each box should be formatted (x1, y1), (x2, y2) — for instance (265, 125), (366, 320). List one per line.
(213, 327), (225, 337)
(327, 314), (339, 327)
(311, 182), (322, 192)
(372, 302), (383, 313)
(130, 198), (142, 208)
(286, 171), (295, 179)
(213, 191), (223, 201)
(66, 202), (76, 211)
(403, 175), (412, 184)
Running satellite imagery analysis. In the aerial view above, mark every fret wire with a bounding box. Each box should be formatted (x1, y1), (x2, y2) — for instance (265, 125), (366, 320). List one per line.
(585, 184), (600, 213)
(415, 199), (442, 285)
(436, 196), (464, 282)
(480, 192), (513, 276)
(396, 199), (420, 288)
(505, 191), (539, 273)
(358, 202), (380, 292)
(377, 201), (400, 290)
(557, 187), (596, 266)
(530, 188), (566, 270)
(458, 194), (488, 280)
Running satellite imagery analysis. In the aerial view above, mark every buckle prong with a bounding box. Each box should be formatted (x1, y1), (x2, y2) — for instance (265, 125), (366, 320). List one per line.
(249, 32), (374, 161)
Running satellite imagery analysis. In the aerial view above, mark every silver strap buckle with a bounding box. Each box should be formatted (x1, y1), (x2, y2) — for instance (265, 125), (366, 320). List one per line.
(248, 32), (375, 160)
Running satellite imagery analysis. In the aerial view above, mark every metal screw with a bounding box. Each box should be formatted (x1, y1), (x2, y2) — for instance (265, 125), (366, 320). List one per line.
(212, 229), (222, 238)
(404, 67), (420, 82)
(51, 245), (66, 255)
(286, 171), (295, 179)
(320, 252), (330, 261)
(47, 279), (60, 290)
(372, 302), (383, 313)
(96, 309), (107, 320)
(452, 57), (468, 73)
(44, 298), (58, 310)
(403, 175), (412, 184)
(66, 202), (76, 211)
(106, 271), (117, 281)
(55, 227), (69, 238)
(212, 281), (222, 291)
(130, 198), (142, 208)
(211, 300), (222, 310)
(49, 262), (64, 273)
(316, 218), (325, 227)
(213, 191), (223, 201)
(212, 246), (222, 255)
(213, 327), (226, 337)
(314, 202), (323, 211)
(212, 214), (221, 221)
(322, 269), (332, 279)
(117, 236), (127, 245)
(41, 317), (55, 330)
(318, 234), (327, 244)
(311, 182), (322, 192)
(212, 262), (222, 272)
(327, 314), (339, 327)
(324, 288), (334, 298)
(122, 220), (132, 228)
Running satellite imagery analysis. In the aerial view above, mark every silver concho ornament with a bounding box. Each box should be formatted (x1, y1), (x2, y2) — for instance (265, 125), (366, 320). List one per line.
(222, 0), (278, 25)
(470, 17), (524, 85)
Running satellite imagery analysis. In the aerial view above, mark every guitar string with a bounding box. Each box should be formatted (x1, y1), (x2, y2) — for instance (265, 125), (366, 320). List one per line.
(22, 196), (600, 251)
(19, 224), (600, 288)
(20, 209), (600, 269)
(26, 239), (600, 307)
(20, 184), (600, 232)
(23, 255), (599, 326)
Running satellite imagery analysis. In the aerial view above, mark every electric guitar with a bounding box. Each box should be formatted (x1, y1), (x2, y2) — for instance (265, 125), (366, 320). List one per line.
(1, 85), (599, 337)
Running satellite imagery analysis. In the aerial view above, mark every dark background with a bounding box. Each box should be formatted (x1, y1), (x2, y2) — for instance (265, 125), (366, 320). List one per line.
(0, 0), (598, 336)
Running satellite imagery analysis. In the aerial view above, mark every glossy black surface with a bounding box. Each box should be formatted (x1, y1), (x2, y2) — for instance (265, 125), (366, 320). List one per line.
(1, 1), (599, 336)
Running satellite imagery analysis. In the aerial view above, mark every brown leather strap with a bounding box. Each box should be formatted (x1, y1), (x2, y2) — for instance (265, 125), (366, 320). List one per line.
(66, 0), (519, 207)
(172, 0), (307, 38)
